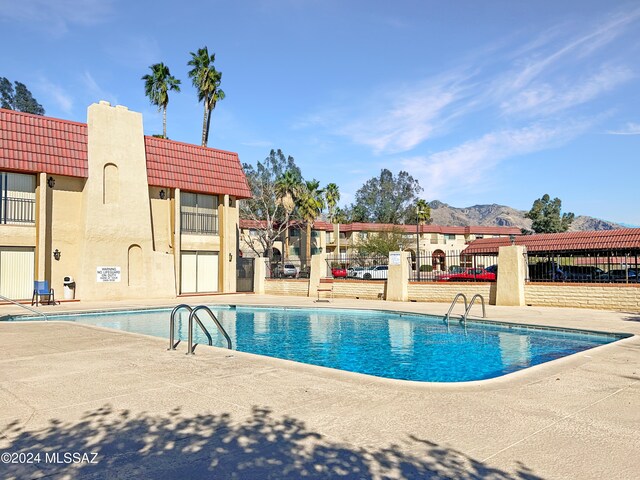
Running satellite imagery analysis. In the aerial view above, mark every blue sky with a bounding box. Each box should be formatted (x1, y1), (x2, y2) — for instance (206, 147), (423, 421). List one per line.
(1, 0), (639, 224)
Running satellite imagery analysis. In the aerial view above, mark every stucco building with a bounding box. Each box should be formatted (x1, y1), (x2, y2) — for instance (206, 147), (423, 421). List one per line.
(0, 102), (251, 301)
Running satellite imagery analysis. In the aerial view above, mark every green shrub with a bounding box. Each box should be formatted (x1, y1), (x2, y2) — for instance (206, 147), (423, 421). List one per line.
(420, 264), (433, 272)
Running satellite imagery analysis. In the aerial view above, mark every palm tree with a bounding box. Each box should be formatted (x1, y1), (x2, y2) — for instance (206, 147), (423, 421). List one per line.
(415, 199), (431, 225)
(275, 170), (302, 261)
(324, 183), (340, 223)
(142, 63), (181, 139)
(187, 46), (225, 147)
(298, 180), (325, 265)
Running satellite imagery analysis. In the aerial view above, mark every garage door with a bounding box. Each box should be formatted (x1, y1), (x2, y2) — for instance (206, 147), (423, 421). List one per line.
(0, 247), (35, 300)
(180, 251), (219, 294)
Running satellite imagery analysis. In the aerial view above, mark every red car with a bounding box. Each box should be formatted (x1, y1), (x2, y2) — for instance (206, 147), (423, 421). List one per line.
(436, 268), (496, 282)
(331, 267), (348, 278)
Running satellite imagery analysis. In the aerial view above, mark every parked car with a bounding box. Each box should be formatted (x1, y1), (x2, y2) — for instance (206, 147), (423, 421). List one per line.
(599, 268), (638, 283)
(561, 265), (604, 282)
(272, 263), (298, 278)
(528, 261), (565, 281)
(352, 265), (388, 280)
(331, 266), (347, 278)
(436, 267), (496, 282)
(347, 267), (365, 277)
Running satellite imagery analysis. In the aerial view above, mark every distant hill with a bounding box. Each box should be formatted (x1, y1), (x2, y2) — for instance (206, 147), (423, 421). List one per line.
(428, 200), (624, 231)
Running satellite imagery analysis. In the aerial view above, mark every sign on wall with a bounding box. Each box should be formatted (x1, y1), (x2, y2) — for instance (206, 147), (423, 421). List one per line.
(96, 266), (121, 282)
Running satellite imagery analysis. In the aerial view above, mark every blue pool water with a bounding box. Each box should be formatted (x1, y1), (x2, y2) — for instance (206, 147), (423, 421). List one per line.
(11, 306), (625, 382)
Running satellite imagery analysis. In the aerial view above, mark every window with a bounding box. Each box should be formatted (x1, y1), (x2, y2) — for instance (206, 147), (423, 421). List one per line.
(290, 229), (300, 237)
(249, 228), (258, 237)
(0, 172), (35, 225)
(311, 247), (323, 255)
(475, 235), (484, 240)
(181, 192), (218, 234)
(290, 246), (300, 256)
(311, 230), (319, 238)
(445, 234), (456, 241)
(430, 234), (439, 244)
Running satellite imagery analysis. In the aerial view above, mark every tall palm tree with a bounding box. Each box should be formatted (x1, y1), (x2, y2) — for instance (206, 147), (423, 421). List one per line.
(187, 46), (225, 147)
(415, 199), (431, 225)
(275, 170), (302, 261)
(142, 63), (181, 139)
(298, 180), (325, 265)
(324, 183), (340, 223)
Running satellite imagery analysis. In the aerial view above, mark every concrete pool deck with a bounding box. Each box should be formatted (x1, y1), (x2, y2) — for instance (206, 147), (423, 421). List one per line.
(1, 295), (639, 479)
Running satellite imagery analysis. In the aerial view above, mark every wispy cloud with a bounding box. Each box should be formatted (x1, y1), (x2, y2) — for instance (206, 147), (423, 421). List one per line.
(104, 35), (162, 69)
(607, 122), (640, 135)
(0, 0), (114, 35)
(35, 77), (74, 114)
(82, 71), (118, 105)
(241, 140), (273, 148)
(401, 121), (594, 199)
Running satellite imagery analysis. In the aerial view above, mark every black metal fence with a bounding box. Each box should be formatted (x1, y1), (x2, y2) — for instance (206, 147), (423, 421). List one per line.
(408, 250), (498, 282)
(527, 251), (639, 283)
(265, 257), (309, 279)
(326, 253), (389, 280)
(1, 196), (35, 224)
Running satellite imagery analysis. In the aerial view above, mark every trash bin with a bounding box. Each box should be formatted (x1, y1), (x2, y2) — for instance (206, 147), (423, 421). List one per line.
(63, 276), (76, 300)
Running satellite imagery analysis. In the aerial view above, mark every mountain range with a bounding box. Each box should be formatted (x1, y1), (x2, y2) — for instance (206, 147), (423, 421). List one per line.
(427, 200), (625, 231)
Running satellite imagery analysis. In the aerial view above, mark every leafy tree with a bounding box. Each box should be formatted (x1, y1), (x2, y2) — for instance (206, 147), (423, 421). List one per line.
(324, 183), (340, 223)
(275, 169), (303, 261)
(355, 226), (411, 257)
(0, 77), (45, 115)
(187, 46), (225, 147)
(525, 194), (575, 233)
(298, 180), (325, 265)
(333, 207), (348, 224)
(142, 63), (181, 139)
(240, 149), (301, 260)
(350, 169), (423, 224)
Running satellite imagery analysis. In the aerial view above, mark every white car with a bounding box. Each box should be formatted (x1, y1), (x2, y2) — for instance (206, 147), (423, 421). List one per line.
(352, 265), (388, 280)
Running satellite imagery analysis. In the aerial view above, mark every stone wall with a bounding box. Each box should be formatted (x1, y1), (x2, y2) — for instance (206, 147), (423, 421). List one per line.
(525, 283), (640, 311)
(265, 279), (310, 296)
(333, 280), (386, 300)
(408, 282), (495, 304)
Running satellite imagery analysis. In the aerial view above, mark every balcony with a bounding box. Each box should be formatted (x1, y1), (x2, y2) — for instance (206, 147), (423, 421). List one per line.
(181, 210), (218, 234)
(1, 197), (35, 225)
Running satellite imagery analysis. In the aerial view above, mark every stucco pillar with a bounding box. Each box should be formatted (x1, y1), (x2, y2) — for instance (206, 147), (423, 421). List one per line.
(174, 188), (181, 294)
(35, 172), (48, 282)
(220, 194), (238, 293)
(496, 245), (527, 306)
(308, 253), (328, 297)
(253, 257), (266, 295)
(386, 251), (409, 302)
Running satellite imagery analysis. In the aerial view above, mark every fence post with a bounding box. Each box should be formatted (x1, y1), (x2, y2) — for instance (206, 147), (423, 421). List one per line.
(496, 245), (527, 306)
(254, 258), (266, 295)
(308, 253), (327, 298)
(386, 251), (409, 302)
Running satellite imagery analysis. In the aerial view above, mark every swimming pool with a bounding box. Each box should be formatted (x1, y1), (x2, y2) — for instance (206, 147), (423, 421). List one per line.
(10, 306), (627, 382)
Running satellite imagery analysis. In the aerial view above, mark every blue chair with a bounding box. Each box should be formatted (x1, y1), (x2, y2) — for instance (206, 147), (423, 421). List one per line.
(32, 281), (56, 306)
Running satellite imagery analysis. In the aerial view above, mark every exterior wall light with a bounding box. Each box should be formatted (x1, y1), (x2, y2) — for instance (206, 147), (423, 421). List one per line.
(159, 189), (166, 199)
(510, 234), (516, 245)
(229, 253), (233, 262)
(53, 249), (61, 261)
(47, 176), (55, 188)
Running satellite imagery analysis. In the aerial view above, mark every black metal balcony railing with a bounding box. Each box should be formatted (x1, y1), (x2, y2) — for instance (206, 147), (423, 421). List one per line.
(1, 196), (35, 224)
(181, 210), (218, 234)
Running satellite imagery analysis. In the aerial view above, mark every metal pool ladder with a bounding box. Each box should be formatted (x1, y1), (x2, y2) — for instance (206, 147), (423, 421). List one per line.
(168, 304), (232, 354)
(0, 294), (48, 321)
(443, 293), (468, 325)
(461, 294), (486, 325)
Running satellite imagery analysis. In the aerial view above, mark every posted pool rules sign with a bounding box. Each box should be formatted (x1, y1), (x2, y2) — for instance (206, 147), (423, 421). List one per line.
(96, 266), (121, 282)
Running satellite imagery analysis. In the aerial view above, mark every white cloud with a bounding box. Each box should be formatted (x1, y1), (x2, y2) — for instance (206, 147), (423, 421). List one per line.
(104, 35), (162, 69)
(35, 77), (74, 114)
(607, 122), (640, 135)
(82, 71), (118, 105)
(400, 122), (593, 199)
(241, 140), (273, 148)
(0, 0), (113, 35)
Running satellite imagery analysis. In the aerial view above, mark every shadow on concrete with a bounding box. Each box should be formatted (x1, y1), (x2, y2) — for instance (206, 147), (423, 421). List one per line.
(622, 314), (640, 322)
(1, 405), (543, 479)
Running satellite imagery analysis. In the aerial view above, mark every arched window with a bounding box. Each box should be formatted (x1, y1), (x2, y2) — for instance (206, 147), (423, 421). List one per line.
(128, 244), (142, 286)
(103, 163), (119, 204)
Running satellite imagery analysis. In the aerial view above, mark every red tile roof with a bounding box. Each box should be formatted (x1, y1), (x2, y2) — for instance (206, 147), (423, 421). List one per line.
(312, 221), (519, 235)
(464, 229), (640, 254)
(144, 137), (251, 199)
(0, 108), (251, 198)
(0, 108), (88, 177)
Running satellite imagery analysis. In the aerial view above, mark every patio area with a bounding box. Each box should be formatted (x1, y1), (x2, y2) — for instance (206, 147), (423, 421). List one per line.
(1, 295), (639, 479)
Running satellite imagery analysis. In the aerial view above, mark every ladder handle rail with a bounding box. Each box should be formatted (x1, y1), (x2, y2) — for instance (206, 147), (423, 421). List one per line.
(188, 306), (232, 353)
(462, 294), (486, 324)
(443, 293), (468, 325)
(0, 294), (47, 321)
(169, 304), (193, 350)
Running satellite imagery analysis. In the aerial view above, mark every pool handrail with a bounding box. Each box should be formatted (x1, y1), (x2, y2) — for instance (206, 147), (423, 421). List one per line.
(462, 294), (486, 324)
(443, 293), (468, 325)
(0, 294), (47, 321)
(169, 304), (192, 350)
(187, 305), (232, 354)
